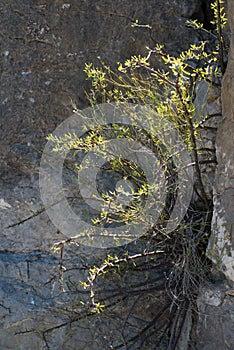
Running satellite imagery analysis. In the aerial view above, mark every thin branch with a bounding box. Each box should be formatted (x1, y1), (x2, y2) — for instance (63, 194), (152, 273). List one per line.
(216, 0), (225, 74)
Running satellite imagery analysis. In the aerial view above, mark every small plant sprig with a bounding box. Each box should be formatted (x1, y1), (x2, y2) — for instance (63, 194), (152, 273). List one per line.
(211, 0), (228, 74)
(186, 0), (228, 74)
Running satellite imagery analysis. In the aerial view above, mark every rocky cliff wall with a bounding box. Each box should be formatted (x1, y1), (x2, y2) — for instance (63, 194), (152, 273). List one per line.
(195, 1), (234, 349)
(0, 1), (233, 349)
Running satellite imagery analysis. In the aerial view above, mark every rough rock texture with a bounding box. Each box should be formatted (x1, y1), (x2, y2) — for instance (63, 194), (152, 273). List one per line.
(207, 0), (234, 281)
(195, 1), (234, 349)
(0, 0), (205, 187)
(0, 0), (207, 251)
(195, 80), (222, 200)
(195, 280), (234, 350)
(0, 1), (210, 349)
(0, 0), (233, 349)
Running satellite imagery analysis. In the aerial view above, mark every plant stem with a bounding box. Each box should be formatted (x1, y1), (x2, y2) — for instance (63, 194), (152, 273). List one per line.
(175, 82), (209, 209)
(216, 0), (225, 74)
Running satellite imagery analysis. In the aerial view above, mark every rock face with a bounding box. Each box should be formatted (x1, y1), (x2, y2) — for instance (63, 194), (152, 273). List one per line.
(208, 0), (234, 282)
(0, 0), (205, 188)
(195, 1), (234, 349)
(0, 0), (233, 349)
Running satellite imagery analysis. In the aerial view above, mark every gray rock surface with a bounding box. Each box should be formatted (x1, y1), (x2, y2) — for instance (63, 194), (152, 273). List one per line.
(208, 0), (234, 282)
(195, 1), (234, 349)
(0, 0), (234, 349)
